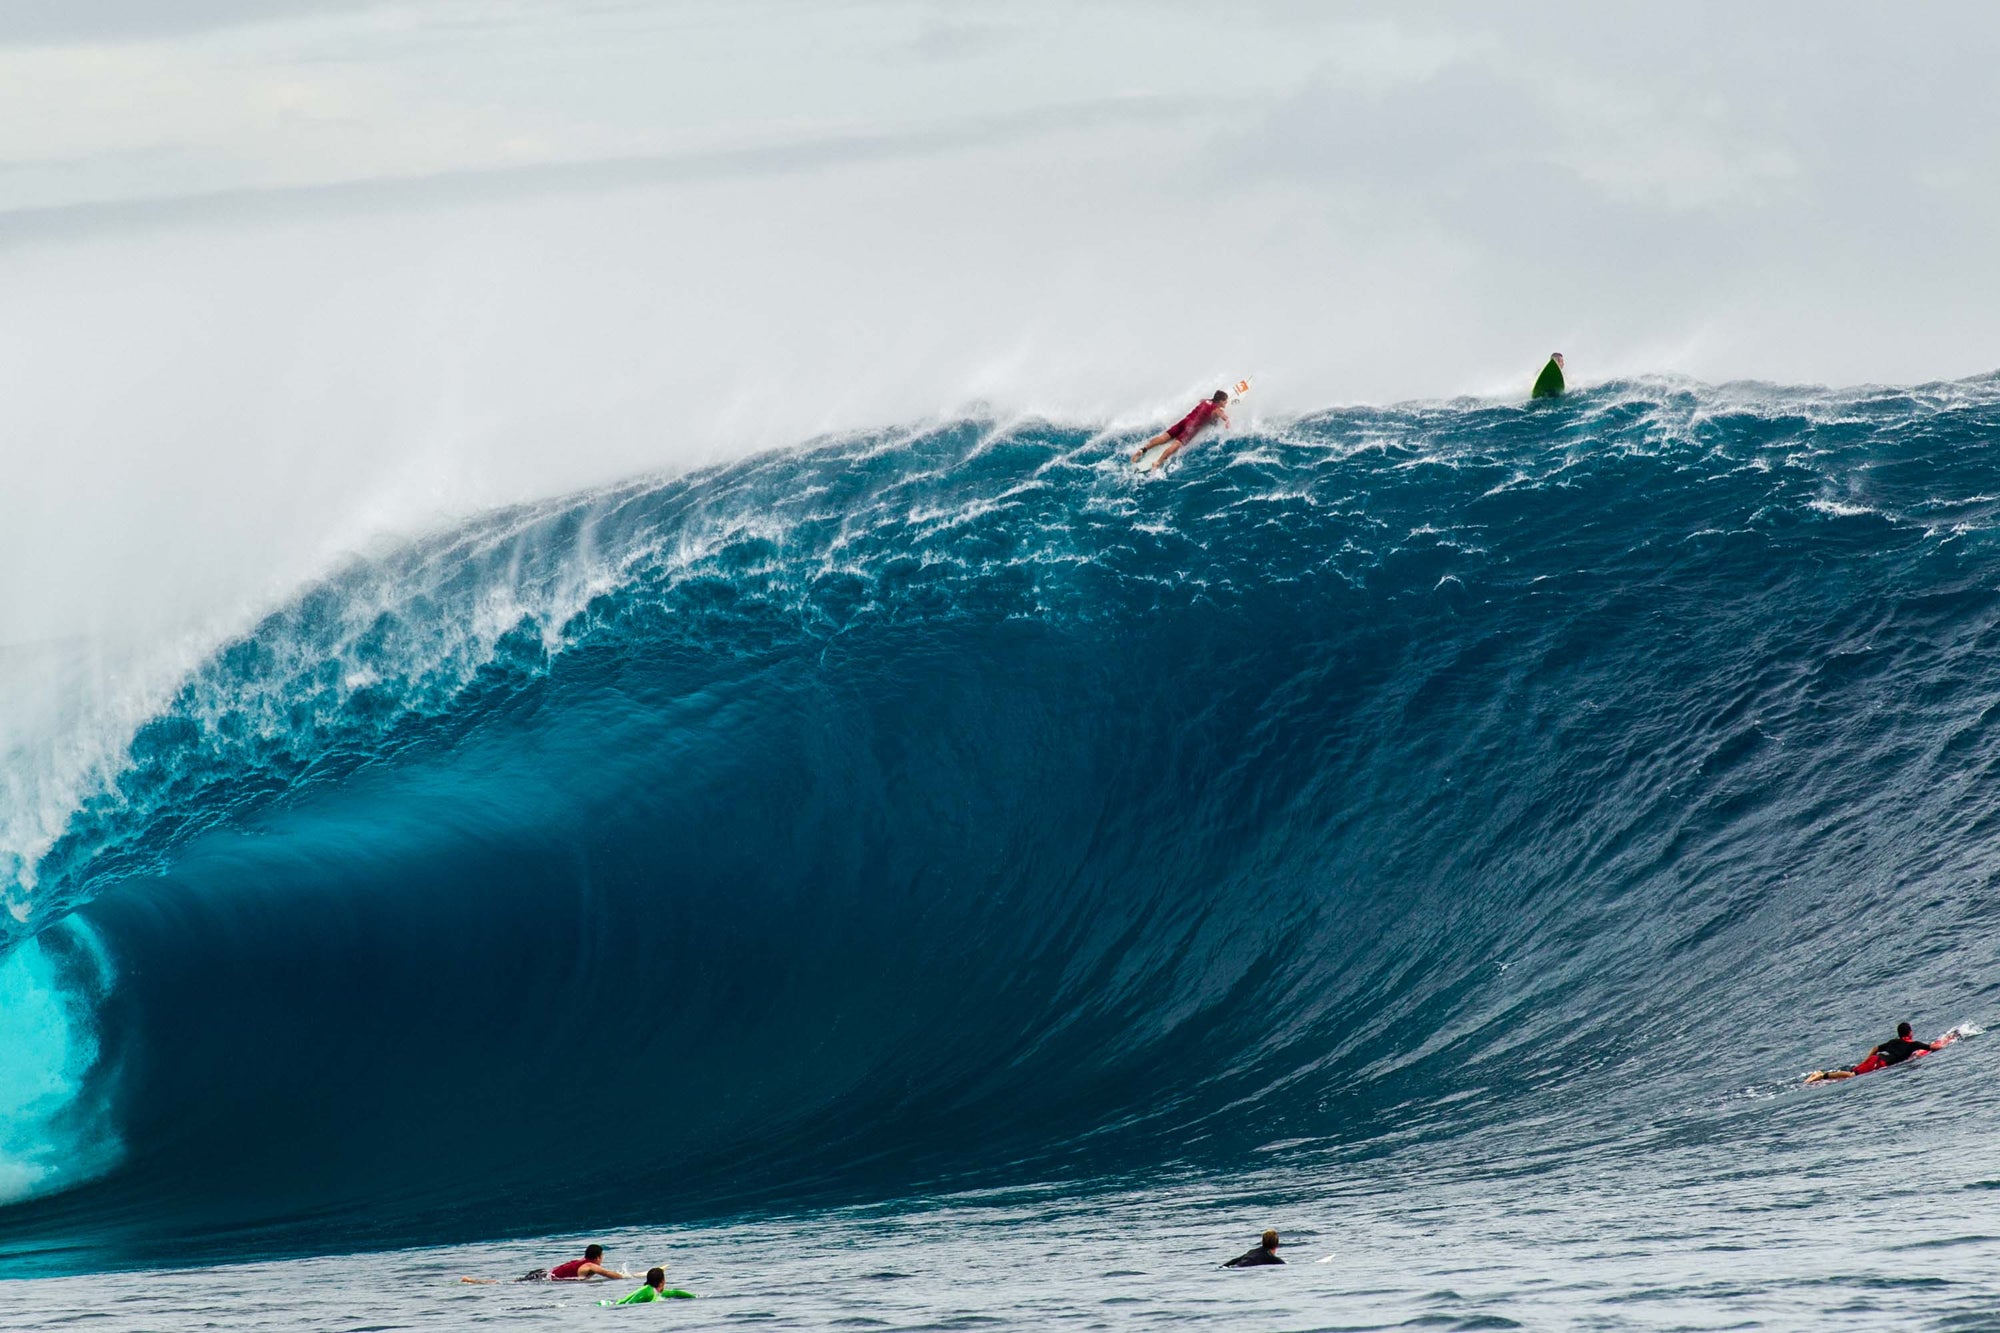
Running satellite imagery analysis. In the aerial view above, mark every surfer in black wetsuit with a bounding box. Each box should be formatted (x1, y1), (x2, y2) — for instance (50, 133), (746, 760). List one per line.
(1804, 1022), (1941, 1083)
(1223, 1230), (1284, 1267)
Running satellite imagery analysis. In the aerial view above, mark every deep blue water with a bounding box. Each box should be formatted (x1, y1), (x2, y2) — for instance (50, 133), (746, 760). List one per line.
(5, 377), (2000, 1324)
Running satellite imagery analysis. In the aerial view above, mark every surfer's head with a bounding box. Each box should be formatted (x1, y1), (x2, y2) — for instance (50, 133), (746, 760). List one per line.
(1261, 1230), (1280, 1250)
(646, 1267), (666, 1288)
(1551, 353), (1565, 369)
(1897, 1022), (1913, 1039)
(584, 1244), (605, 1261)
(1212, 390), (1229, 404)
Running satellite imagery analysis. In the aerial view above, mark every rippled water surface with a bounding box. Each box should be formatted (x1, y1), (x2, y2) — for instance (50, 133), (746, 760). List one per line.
(13, 1033), (2000, 1330)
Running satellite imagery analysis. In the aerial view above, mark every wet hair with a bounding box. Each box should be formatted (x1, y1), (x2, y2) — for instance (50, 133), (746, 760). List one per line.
(646, 1267), (666, 1286)
(584, 1244), (605, 1261)
(1262, 1230), (1280, 1248)
(1212, 390), (1229, 403)
(1897, 1022), (1914, 1039)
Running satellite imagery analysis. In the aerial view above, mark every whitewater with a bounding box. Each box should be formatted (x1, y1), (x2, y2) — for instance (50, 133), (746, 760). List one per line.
(5, 375), (2000, 1328)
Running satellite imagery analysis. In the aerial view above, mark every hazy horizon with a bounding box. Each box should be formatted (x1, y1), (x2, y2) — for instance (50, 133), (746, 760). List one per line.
(4, 0), (1996, 649)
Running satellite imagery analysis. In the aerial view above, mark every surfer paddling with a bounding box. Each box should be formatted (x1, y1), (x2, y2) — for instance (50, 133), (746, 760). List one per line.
(599, 1267), (696, 1304)
(1805, 1021), (1953, 1083)
(1133, 389), (1231, 471)
(1222, 1230), (1284, 1267)
(459, 1242), (636, 1283)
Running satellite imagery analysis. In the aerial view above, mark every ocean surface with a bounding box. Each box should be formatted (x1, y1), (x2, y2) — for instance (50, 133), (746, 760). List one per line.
(6, 377), (2000, 1329)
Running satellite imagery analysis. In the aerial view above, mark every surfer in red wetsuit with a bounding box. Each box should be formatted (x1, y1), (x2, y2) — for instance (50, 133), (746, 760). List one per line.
(461, 1242), (635, 1283)
(1804, 1022), (1944, 1083)
(1133, 389), (1230, 470)
(547, 1245), (628, 1280)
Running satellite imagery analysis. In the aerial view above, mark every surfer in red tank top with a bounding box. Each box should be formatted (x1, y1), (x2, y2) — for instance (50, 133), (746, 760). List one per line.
(548, 1244), (628, 1280)
(462, 1242), (633, 1283)
(1132, 389), (1231, 471)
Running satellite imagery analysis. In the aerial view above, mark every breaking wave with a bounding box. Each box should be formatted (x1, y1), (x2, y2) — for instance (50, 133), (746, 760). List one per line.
(5, 375), (2000, 1269)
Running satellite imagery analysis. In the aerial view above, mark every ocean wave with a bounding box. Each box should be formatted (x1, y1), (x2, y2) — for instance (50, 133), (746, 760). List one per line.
(4, 375), (2000, 1267)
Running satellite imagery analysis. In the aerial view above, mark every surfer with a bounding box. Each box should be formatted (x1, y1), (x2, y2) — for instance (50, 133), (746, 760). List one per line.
(600, 1267), (695, 1304)
(1804, 1022), (1943, 1083)
(1531, 352), (1565, 400)
(1132, 389), (1230, 470)
(1222, 1230), (1284, 1267)
(459, 1242), (634, 1283)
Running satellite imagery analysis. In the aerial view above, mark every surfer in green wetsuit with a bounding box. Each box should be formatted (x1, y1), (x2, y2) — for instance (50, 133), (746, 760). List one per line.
(1531, 353), (1565, 399)
(601, 1267), (695, 1304)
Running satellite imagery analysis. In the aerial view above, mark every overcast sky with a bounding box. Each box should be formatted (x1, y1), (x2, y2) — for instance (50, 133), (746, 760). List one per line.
(3, 0), (1998, 652)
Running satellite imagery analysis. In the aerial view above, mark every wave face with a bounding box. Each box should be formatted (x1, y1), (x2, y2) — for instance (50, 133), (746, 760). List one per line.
(6, 377), (2000, 1269)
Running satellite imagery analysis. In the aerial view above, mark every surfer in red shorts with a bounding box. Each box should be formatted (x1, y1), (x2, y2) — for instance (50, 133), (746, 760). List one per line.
(1804, 1021), (1947, 1083)
(1133, 389), (1230, 470)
